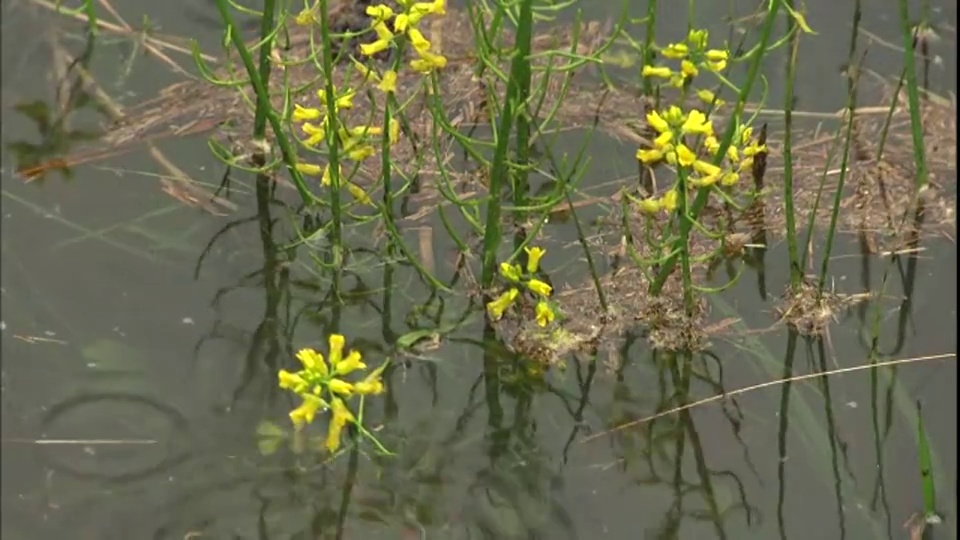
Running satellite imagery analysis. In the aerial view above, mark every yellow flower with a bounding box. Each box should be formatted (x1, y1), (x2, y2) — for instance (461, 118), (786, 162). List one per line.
(318, 88), (355, 110)
(295, 8), (316, 26)
(527, 279), (552, 298)
(345, 143), (377, 161)
(487, 288), (519, 320)
(410, 49), (447, 73)
(689, 174), (718, 188)
(328, 334), (345, 367)
(664, 106), (685, 125)
(378, 70), (398, 93)
(278, 369), (307, 392)
(293, 104), (321, 122)
(721, 172), (740, 186)
(302, 122), (326, 147)
(354, 366), (386, 395)
(693, 160), (722, 177)
(705, 49), (729, 62)
(641, 65), (673, 79)
(335, 350), (367, 375)
(706, 59), (727, 72)
(637, 148), (663, 164)
(325, 398), (355, 452)
(661, 43), (689, 59)
(365, 4), (395, 20)
(407, 28), (431, 52)
(646, 110), (670, 133)
(296, 348), (327, 375)
(661, 189), (679, 212)
(675, 144), (697, 167)
(388, 119), (400, 144)
(361, 21), (396, 56)
(328, 378), (355, 396)
(638, 197), (662, 214)
(296, 162), (323, 176)
(681, 110), (713, 136)
(347, 182), (373, 205)
(687, 29), (709, 50)
(535, 301), (555, 327)
(499, 262), (522, 282)
(290, 394), (325, 428)
(680, 59), (699, 78)
(703, 135), (720, 154)
(696, 89), (723, 107)
(321, 164), (341, 186)
(524, 246), (546, 273)
(654, 131), (673, 148)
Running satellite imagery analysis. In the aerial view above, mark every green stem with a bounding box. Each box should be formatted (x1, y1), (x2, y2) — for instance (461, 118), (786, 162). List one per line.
(896, 0), (928, 191)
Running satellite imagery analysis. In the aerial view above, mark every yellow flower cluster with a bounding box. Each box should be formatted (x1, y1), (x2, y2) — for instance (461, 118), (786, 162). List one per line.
(360, 0), (448, 74)
(634, 105), (766, 213)
(487, 247), (556, 327)
(278, 334), (386, 452)
(642, 29), (729, 90)
(292, 83), (400, 204)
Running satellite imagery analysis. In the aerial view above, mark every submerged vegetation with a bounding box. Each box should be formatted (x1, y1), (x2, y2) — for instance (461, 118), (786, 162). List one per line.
(5, 0), (956, 536)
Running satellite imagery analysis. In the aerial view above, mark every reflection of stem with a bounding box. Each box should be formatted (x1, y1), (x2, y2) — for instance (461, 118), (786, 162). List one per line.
(813, 336), (849, 540)
(869, 349), (895, 540)
(482, 320), (505, 463)
(776, 329), (798, 540)
(334, 444), (361, 540)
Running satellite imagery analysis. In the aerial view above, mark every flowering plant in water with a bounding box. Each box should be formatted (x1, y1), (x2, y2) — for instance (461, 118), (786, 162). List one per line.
(278, 334), (389, 454)
(487, 246), (558, 328)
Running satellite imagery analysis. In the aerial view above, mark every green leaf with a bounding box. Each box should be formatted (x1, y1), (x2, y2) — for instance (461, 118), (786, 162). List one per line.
(395, 330), (438, 350)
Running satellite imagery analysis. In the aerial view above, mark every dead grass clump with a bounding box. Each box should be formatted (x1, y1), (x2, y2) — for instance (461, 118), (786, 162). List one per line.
(774, 278), (870, 336)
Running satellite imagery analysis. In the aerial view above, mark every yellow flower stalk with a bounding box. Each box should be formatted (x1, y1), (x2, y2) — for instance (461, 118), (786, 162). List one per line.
(487, 288), (519, 320)
(535, 301), (556, 327)
(525, 247), (546, 273)
(527, 279), (552, 298)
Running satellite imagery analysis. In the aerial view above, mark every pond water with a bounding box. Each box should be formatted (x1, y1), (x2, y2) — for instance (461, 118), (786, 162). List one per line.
(1, 0), (956, 539)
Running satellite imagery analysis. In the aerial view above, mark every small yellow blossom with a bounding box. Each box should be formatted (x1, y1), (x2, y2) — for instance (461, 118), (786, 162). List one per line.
(646, 110), (670, 133)
(487, 288), (519, 320)
(642, 65), (673, 79)
(680, 59), (699, 78)
(693, 160), (722, 177)
(365, 4), (395, 20)
(499, 262), (522, 282)
(638, 198), (662, 214)
(328, 378), (355, 396)
(335, 350), (367, 376)
(325, 398), (355, 452)
(379, 70), (398, 93)
(637, 148), (664, 164)
(293, 104), (322, 122)
(675, 144), (697, 166)
(535, 301), (556, 327)
(527, 279), (552, 298)
(696, 89), (724, 107)
(347, 182), (373, 205)
(524, 246), (546, 273)
(661, 189), (679, 212)
(654, 131), (674, 148)
(296, 348), (327, 374)
(279, 370), (308, 392)
(290, 394), (325, 428)
(354, 367), (385, 395)
(296, 162), (324, 176)
(328, 334), (345, 367)
(681, 110), (713, 136)
(410, 49), (447, 73)
(721, 172), (740, 186)
(661, 43), (689, 59)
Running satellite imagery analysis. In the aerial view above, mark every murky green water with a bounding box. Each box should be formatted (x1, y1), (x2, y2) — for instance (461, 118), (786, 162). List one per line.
(2, 1), (956, 539)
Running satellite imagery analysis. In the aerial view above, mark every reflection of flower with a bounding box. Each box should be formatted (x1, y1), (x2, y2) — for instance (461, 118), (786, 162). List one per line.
(535, 301), (556, 327)
(276, 334), (387, 452)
